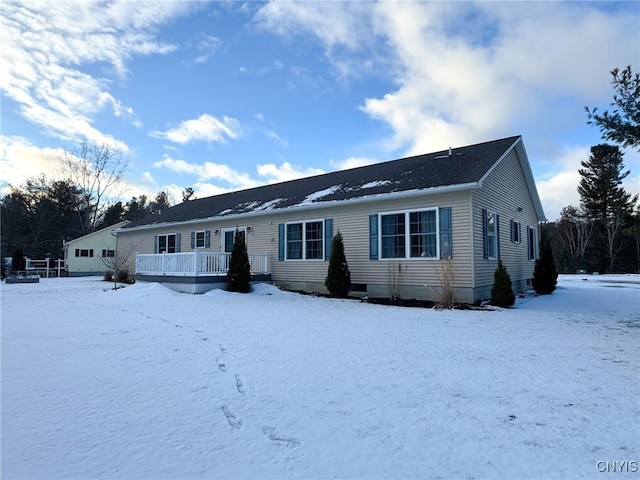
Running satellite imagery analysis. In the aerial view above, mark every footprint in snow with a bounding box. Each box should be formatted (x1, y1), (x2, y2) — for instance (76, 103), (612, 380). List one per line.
(221, 405), (243, 429)
(235, 374), (247, 396)
(262, 426), (302, 449)
(216, 358), (227, 372)
(219, 344), (228, 354)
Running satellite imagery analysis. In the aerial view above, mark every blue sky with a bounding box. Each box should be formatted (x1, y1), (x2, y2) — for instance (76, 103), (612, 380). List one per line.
(1, 1), (638, 221)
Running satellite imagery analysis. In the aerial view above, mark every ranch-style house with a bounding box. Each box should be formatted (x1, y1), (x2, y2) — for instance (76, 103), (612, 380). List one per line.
(116, 135), (546, 303)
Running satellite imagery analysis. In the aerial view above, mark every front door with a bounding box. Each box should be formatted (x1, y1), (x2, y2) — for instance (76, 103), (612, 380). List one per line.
(222, 228), (246, 253)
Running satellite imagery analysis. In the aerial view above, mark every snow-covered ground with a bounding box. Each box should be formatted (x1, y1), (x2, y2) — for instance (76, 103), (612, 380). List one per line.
(1, 274), (638, 479)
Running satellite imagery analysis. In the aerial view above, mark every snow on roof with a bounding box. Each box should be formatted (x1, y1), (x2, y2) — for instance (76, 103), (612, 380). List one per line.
(360, 180), (392, 189)
(298, 185), (342, 205)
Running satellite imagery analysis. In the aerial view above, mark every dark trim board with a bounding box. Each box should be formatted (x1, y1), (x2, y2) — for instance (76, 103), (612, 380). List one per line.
(5, 276), (40, 284)
(135, 274), (272, 294)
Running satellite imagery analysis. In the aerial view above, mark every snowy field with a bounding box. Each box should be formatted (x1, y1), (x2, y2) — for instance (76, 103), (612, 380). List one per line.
(1, 274), (639, 479)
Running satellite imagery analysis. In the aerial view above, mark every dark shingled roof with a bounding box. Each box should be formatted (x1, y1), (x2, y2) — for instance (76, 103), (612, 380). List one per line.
(124, 135), (522, 229)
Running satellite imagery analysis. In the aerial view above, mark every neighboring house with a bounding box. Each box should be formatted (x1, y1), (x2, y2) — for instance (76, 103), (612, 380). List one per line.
(64, 221), (131, 276)
(117, 136), (545, 303)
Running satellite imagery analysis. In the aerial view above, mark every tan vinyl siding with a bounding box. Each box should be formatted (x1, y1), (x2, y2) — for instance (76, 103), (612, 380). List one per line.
(472, 148), (539, 295)
(118, 189), (474, 300)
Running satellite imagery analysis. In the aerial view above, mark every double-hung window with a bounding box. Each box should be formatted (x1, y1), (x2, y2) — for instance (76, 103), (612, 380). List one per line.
(380, 209), (438, 259)
(195, 231), (206, 248)
(157, 234), (177, 253)
(285, 220), (324, 260)
(510, 220), (521, 243)
(485, 211), (498, 259)
(410, 211), (437, 258)
(381, 213), (406, 258)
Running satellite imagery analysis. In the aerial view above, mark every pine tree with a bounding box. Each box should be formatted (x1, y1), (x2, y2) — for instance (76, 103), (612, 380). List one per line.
(586, 66), (640, 151)
(532, 242), (558, 294)
(578, 144), (638, 272)
(490, 260), (515, 308)
(226, 230), (251, 293)
(324, 232), (351, 297)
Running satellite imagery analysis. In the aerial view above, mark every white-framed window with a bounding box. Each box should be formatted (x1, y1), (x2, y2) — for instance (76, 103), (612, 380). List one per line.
(157, 233), (177, 254)
(195, 230), (206, 248)
(285, 220), (324, 260)
(484, 210), (498, 259)
(102, 249), (115, 258)
(379, 208), (438, 259)
(527, 226), (537, 260)
(222, 228), (246, 253)
(510, 220), (521, 243)
(75, 249), (94, 257)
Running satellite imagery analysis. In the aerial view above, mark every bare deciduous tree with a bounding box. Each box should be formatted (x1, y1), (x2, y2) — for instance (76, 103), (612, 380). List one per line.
(61, 141), (127, 235)
(557, 205), (595, 270)
(99, 237), (137, 291)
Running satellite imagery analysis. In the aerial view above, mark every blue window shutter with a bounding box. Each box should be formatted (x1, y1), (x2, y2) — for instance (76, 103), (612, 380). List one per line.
(495, 214), (501, 259)
(205, 230), (211, 248)
(176, 233), (181, 252)
(324, 219), (333, 260)
(482, 209), (488, 259)
(439, 207), (452, 258)
(154, 235), (159, 254)
(278, 224), (285, 261)
(369, 214), (378, 260)
(191, 232), (195, 249)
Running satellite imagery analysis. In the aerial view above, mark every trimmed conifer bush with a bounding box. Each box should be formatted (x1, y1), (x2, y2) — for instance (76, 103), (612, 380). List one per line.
(532, 242), (558, 295)
(325, 231), (351, 297)
(12, 248), (26, 273)
(490, 259), (515, 307)
(226, 230), (251, 293)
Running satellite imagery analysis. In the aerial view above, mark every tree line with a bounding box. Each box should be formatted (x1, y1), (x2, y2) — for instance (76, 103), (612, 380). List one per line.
(1, 141), (194, 261)
(2, 67), (638, 273)
(545, 66), (639, 273)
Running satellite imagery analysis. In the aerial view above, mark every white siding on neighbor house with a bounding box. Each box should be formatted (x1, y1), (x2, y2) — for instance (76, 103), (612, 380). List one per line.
(471, 148), (540, 295)
(118, 189), (474, 299)
(66, 221), (129, 275)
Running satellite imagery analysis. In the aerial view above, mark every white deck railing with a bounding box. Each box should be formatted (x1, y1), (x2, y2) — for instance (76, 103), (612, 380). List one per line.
(135, 251), (269, 277)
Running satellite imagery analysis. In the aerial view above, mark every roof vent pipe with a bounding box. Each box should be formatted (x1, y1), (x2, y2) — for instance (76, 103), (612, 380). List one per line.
(448, 147), (452, 157)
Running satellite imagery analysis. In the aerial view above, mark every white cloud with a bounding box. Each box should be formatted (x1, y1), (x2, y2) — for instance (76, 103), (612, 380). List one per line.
(255, 2), (639, 156)
(193, 34), (221, 64)
(154, 154), (325, 191)
(0, 135), (65, 193)
(0, 1), (196, 146)
(256, 161), (325, 184)
(141, 171), (156, 185)
(153, 155), (257, 189)
(535, 146), (640, 221)
(150, 114), (242, 145)
(330, 156), (378, 170)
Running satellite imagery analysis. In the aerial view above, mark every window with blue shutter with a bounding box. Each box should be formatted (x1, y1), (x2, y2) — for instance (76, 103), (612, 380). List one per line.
(278, 224), (285, 261)
(369, 214), (378, 260)
(192, 230), (208, 248)
(439, 207), (452, 258)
